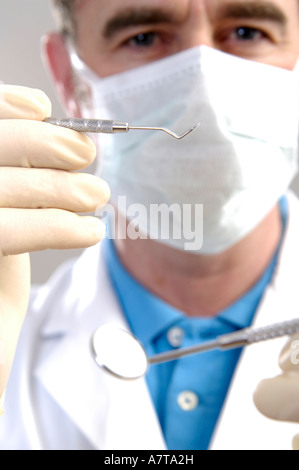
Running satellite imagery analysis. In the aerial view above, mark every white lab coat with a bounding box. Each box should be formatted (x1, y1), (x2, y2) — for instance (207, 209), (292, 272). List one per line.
(1, 193), (299, 450)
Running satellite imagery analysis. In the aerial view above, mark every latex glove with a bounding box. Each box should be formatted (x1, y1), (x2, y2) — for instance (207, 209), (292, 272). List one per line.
(254, 333), (299, 450)
(0, 85), (110, 411)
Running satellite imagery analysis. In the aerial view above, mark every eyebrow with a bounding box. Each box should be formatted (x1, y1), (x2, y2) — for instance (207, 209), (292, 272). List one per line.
(103, 8), (176, 39)
(102, 2), (288, 40)
(217, 1), (288, 27)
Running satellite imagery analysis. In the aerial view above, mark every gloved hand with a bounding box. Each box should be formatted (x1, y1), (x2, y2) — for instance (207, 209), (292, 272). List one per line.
(0, 85), (110, 412)
(253, 333), (299, 450)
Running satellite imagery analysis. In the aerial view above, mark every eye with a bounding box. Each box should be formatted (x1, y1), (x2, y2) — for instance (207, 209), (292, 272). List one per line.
(126, 32), (157, 48)
(114, 27), (176, 65)
(233, 26), (266, 41)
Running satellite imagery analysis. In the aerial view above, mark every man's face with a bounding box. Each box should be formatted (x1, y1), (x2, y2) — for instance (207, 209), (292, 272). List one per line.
(74, 0), (299, 77)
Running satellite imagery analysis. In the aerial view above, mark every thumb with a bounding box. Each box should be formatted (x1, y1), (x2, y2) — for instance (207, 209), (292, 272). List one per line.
(253, 373), (299, 422)
(0, 85), (52, 120)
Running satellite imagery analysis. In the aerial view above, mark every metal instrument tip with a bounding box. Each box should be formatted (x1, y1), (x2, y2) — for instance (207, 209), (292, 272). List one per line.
(129, 122), (200, 140)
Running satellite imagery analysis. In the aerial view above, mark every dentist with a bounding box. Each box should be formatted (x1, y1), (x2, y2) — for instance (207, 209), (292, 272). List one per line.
(1, 0), (299, 450)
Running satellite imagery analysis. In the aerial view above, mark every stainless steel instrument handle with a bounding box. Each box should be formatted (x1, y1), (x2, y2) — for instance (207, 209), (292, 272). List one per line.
(44, 117), (129, 134)
(44, 117), (200, 139)
(219, 319), (299, 350)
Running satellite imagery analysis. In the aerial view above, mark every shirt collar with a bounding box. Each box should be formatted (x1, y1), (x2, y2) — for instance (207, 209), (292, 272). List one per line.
(102, 236), (274, 343)
(102, 196), (288, 342)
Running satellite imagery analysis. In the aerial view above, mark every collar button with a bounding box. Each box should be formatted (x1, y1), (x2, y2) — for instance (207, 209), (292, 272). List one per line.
(167, 327), (185, 348)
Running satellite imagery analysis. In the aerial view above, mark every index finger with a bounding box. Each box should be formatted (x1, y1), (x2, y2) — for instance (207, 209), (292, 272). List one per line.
(0, 86), (96, 171)
(0, 119), (96, 171)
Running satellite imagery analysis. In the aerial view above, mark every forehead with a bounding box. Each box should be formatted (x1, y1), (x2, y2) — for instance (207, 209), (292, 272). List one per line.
(76, 0), (296, 18)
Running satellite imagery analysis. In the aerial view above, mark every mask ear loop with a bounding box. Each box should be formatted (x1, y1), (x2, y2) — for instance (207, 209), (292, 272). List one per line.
(66, 42), (101, 119)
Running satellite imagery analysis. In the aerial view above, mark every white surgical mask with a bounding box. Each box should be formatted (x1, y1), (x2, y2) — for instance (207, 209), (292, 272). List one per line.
(70, 46), (299, 254)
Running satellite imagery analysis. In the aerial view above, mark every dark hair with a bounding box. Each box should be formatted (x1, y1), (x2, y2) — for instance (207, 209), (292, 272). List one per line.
(51, 0), (77, 38)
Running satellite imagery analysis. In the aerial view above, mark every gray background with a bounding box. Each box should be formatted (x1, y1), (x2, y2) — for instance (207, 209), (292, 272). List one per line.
(1, 0), (299, 285)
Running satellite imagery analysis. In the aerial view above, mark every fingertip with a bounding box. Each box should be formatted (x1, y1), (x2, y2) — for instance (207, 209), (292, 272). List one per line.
(30, 88), (53, 120)
(0, 389), (6, 417)
(82, 134), (97, 167)
(83, 217), (107, 245)
(293, 434), (299, 451)
(0, 85), (52, 120)
(98, 179), (111, 206)
(56, 129), (97, 169)
(253, 379), (270, 417)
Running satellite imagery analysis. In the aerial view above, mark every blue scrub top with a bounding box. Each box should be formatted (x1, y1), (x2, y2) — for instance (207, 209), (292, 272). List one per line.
(102, 198), (287, 450)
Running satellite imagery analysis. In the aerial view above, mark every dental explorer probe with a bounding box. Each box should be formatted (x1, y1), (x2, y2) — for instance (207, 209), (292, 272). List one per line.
(44, 117), (200, 140)
(92, 318), (299, 380)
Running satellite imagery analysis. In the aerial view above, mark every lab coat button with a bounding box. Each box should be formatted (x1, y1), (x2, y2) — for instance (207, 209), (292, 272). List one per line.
(167, 327), (185, 347)
(177, 391), (199, 411)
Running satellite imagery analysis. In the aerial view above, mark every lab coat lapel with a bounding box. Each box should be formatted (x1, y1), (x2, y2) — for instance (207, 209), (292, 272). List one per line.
(211, 192), (299, 450)
(103, 372), (167, 450)
(35, 243), (166, 450)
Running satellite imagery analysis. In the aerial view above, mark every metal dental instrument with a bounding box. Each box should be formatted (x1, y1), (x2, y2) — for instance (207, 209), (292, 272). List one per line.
(44, 118), (200, 140)
(92, 319), (299, 380)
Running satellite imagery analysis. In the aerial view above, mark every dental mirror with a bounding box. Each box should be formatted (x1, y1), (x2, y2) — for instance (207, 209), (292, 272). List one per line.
(92, 325), (148, 380)
(92, 319), (299, 381)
